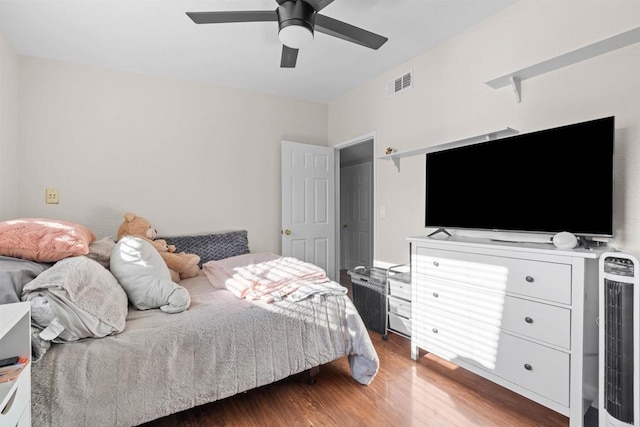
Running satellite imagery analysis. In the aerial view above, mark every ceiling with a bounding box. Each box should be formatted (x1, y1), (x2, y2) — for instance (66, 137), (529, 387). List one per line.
(0, 0), (516, 103)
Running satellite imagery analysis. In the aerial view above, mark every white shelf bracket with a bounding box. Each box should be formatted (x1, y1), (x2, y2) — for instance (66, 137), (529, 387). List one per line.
(391, 156), (401, 172)
(510, 77), (521, 103)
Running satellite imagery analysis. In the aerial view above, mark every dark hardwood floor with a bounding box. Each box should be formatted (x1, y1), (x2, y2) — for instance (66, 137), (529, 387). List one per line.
(142, 271), (595, 426)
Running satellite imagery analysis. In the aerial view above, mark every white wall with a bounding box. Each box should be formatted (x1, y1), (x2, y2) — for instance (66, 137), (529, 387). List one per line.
(17, 57), (328, 253)
(0, 32), (18, 220)
(329, 0), (640, 264)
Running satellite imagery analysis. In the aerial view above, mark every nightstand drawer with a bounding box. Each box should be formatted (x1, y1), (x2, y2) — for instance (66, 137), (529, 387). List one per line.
(0, 366), (30, 427)
(415, 247), (572, 304)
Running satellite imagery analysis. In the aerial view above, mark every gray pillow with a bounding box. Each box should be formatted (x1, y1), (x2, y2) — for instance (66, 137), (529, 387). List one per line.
(0, 256), (51, 304)
(162, 230), (249, 268)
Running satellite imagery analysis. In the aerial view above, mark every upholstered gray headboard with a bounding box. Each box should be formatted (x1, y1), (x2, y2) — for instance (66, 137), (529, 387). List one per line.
(162, 230), (249, 268)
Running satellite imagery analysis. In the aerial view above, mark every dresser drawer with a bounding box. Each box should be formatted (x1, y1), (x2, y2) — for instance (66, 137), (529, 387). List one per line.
(416, 278), (481, 320)
(500, 296), (570, 349)
(413, 309), (475, 362)
(491, 332), (570, 407)
(415, 247), (572, 304)
(0, 366), (30, 427)
(417, 277), (571, 348)
(416, 278), (505, 328)
(414, 303), (570, 406)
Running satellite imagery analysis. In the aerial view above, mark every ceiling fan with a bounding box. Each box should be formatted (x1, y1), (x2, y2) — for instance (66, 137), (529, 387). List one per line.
(186, 0), (388, 68)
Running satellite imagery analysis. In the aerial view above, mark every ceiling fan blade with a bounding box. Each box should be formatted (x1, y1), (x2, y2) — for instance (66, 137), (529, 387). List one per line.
(281, 45), (299, 68)
(303, 0), (335, 12)
(315, 14), (387, 49)
(186, 11), (278, 24)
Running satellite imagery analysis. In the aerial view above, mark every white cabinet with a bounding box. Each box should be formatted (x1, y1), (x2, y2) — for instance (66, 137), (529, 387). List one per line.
(408, 236), (602, 427)
(0, 302), (31, 427)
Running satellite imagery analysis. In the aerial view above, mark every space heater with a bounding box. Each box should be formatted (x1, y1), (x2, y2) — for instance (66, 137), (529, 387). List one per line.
(599, 253), (639, 427)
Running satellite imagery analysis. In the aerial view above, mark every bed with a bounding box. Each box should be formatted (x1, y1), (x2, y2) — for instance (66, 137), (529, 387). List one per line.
(22, 230), (379, 426)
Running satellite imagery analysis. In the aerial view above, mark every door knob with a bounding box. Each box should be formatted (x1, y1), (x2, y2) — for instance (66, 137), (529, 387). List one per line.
(283, 229), (292, 236)
(343, 224), (348, 228)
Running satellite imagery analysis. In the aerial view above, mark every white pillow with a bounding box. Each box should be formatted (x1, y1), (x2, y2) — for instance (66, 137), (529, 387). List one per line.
(110, 236), (190, 314)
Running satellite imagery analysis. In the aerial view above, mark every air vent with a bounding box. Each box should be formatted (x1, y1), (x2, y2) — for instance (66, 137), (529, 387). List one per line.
(387, 70), (413, 96)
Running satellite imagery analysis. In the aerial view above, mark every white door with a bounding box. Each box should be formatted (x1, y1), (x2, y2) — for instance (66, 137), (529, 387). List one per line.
(281, 141), (335, 278)
(341, 162), (372, 271)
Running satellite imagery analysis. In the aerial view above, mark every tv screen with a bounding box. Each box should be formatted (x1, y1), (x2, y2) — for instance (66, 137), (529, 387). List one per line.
(425, 116), (614, 237)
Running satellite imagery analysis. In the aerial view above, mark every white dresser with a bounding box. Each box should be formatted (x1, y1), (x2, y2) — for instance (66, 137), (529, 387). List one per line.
(408, 236), (603, 427)
(0, 302), (31, 427)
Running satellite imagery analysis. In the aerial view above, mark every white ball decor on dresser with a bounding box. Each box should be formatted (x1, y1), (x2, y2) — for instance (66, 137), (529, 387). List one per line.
(552, 231), (578, 249)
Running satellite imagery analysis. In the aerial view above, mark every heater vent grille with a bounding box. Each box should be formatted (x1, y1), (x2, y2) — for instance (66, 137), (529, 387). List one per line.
(605, 279), (635, 423)
(387, 71), (413, 96)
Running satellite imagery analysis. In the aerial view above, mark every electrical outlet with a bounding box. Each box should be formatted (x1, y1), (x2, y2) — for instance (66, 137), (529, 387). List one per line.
(45, 188), (59, 204)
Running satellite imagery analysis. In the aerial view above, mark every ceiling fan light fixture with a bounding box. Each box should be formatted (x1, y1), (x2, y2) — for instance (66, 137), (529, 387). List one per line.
(279, 23), (314, 49)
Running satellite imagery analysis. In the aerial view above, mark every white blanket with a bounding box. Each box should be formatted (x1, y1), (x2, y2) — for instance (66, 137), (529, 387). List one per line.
(206, 255), (333, 303)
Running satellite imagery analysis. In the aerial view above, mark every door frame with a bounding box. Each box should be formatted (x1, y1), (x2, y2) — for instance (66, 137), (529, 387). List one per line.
(333, 132), (377, 276)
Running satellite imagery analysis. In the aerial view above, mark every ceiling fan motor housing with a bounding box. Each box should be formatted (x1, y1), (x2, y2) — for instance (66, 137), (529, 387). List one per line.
(277, 1), (316, 35)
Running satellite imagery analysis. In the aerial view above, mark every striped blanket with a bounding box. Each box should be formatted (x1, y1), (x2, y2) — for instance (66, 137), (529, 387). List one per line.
(209, 256), (331, 303)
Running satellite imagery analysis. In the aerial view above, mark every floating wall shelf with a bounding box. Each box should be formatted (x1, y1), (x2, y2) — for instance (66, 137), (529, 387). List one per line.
(486, 26), (640, 103)
(378, 127), (518, 171)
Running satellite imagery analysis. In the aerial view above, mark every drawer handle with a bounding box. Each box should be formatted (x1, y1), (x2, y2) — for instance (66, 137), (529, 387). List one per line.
(525, 276), (535, 283)
(524, 316), (533, 324)
(432, 328), (439, 334)
(433, 261), (439, 267)
(1, 387), (17, 415)
(432, 292), (439, 298)
(524, 363), (533, 371)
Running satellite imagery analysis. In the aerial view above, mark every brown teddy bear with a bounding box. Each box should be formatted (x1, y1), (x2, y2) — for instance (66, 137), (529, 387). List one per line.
(116, 212), (200, 281)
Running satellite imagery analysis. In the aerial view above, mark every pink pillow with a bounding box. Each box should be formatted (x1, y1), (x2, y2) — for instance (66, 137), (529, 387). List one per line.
(0, 218), (96, 262)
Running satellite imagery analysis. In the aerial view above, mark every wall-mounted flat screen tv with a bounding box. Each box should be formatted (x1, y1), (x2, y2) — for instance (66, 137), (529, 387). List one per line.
(425, 116), (614, 237)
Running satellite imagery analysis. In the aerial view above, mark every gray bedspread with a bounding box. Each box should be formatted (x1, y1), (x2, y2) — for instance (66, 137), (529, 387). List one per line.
(31, 272), (379, 426)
